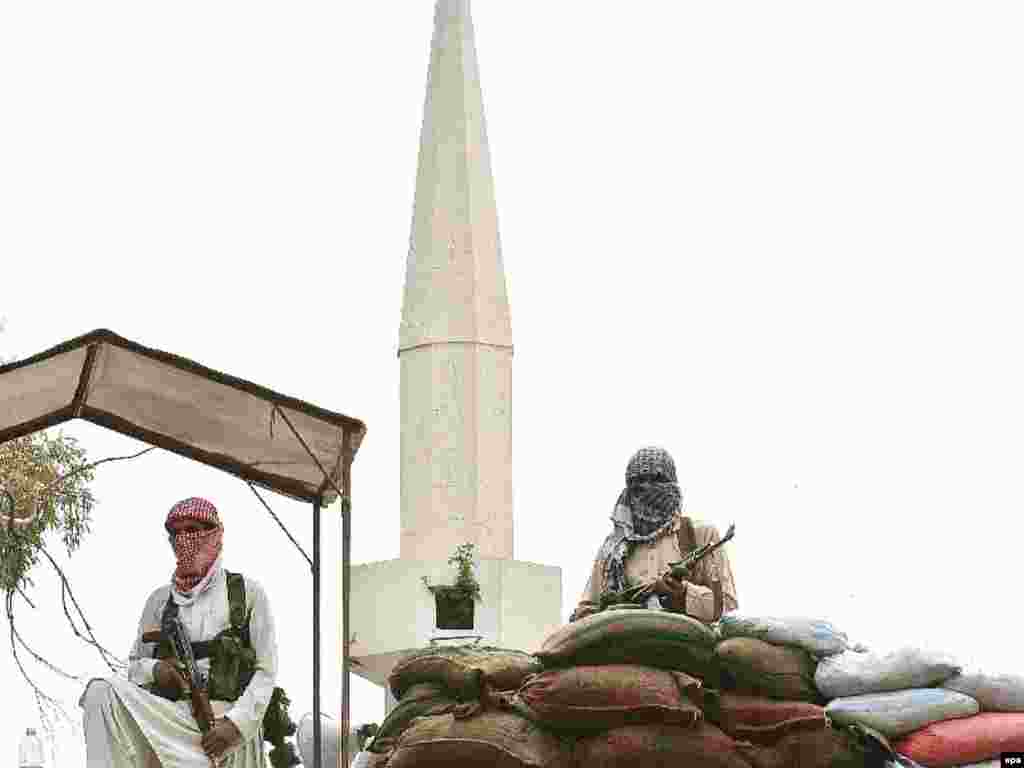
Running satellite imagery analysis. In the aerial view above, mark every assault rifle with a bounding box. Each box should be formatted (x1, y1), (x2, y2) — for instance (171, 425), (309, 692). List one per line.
(599, 523), (736, 609)
(142, 611), (216, 752)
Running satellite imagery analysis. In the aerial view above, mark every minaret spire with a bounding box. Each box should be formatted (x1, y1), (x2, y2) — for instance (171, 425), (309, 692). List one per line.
(351, 0), (561, 701)
(400, 0), (511, 351)
(399, 0), (514, 561)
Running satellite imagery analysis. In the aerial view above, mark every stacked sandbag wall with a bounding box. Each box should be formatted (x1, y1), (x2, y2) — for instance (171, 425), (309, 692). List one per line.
(720, 612), (1024, 768)
(362, 612), (1023, 768)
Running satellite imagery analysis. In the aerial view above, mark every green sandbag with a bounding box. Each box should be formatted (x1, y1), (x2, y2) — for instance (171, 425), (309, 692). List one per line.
(388, 645), (542, 701)
(715, 637), (821, 702)
(536, 609), (717, 680)
(368, 684), (462, 754)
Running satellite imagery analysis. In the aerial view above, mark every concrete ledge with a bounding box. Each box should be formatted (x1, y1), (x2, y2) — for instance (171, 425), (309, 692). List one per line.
(348, 557), (562, 688)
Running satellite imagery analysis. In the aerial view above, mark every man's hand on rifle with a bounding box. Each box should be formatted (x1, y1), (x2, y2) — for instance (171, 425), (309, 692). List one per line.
(652, 573), (688, 612)
(569, 602), (600, 622)
(202, 718), (242, 760)
(153, 660), (188, 701)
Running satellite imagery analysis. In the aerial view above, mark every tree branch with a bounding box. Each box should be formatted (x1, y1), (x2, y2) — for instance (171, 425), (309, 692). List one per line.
(5, 591), (76, 727)
(16, 583), (36, 609)
(41, 446), (156, 496)
(39, 545), (125, 672)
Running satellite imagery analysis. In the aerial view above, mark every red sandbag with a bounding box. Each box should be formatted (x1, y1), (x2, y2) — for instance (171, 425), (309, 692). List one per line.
(891, 712), (1024, 767)
(515, 664), (703, 732)
(572, 722), (753, 768)
(703, 691), (827, 741)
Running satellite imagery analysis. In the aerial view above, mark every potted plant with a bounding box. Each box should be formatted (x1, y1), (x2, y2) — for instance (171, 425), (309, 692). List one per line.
(422, 543), (481, 630)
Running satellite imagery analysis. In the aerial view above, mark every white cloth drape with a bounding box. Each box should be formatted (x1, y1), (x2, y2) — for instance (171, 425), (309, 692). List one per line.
(81, 566), (277, 767)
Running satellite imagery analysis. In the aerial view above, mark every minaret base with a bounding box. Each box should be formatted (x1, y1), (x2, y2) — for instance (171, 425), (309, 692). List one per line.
(349, 556), (562, 689)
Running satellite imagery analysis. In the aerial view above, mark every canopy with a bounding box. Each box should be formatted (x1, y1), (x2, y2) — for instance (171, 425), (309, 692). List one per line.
(1, 328), (364, 767)
(0, 329), (365, 504)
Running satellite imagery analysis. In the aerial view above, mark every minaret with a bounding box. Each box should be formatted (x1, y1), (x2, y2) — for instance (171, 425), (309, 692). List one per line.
(350, 0), (562, 697)
(399, 0), (513, 562)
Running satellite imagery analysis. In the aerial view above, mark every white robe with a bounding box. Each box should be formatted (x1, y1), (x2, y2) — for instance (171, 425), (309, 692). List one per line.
(80, 566), (277, 767)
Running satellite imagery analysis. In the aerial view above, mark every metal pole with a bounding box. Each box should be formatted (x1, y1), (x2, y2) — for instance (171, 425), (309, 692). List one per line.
(313, 499), (322, 768)
(341, 448), (352, 767)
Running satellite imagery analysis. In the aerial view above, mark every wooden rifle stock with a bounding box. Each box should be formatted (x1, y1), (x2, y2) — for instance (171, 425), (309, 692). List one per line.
(156, 613), (218, 755)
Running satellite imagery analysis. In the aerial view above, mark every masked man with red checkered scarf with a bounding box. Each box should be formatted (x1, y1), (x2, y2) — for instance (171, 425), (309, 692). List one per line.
(80, 497), (278, 766)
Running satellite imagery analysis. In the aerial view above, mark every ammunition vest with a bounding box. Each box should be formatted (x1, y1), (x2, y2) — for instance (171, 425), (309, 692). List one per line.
(153, 571), (257, 702)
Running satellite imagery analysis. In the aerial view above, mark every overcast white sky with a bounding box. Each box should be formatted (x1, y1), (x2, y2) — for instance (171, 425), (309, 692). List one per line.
(2, 1), (1023, 764)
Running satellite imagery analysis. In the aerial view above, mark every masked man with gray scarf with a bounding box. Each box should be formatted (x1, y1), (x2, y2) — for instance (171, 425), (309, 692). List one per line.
(571, 447), (738, 623)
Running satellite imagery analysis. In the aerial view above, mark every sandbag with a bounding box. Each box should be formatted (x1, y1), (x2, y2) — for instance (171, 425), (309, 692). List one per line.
(536, 609), (717, 680)
(825, 689), (979, 739)
(715, 637), (821, 702)
(891, 712), (1024, 767)
(942, 669), (1024, 712)
(816, 648), (961, 698)
(388, 645), (542, 700)
(702, 690), (828, 743)
(511, 664), (703, 732)
(572, 722), (753, 768)
(387, 711), (569, 768)
(718, 613), (850, 657)
(368, 686), (462, 753)
(736, 724), (880, 768)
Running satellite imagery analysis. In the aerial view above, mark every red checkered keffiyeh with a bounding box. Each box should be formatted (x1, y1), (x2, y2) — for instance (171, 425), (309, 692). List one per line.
(166, 497), (223, 594)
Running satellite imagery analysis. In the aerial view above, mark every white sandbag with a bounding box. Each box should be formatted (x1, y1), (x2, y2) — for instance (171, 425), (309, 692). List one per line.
(825, 688), (979, 739)
(942, 668), (1024, 712)
(717, 613), (850, 657)
(816, 647), (960, 698)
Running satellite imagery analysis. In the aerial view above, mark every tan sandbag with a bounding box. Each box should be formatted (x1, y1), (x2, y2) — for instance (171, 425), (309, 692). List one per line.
(718, 613), (851, 657)
(512, 664), (702, 732)
(388, 645), (542, 700)
(735, 724), (875, 768)
(942, 669), (1024, 712)
(816, 647), (960, 698)
(572, 722), (753, 768)
(702, 690), (827, 736)
(536, 609), (717, 681)
(387, 711), (570, 768)
(715, 637), (821, 702)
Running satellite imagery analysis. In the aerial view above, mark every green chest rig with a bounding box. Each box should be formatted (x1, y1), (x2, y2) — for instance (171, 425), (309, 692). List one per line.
(154, 570), (257, 702)
(152, 571), (297, 762)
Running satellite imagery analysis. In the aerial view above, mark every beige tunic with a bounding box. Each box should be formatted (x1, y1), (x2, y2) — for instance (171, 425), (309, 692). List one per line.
(575, 514), (738, 622)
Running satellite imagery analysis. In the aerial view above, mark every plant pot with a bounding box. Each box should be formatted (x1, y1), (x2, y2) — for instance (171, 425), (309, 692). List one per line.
(433, 588), (475, 630)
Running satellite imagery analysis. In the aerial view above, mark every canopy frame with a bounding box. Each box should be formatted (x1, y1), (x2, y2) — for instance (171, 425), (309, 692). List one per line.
(0, 329), (365, 768)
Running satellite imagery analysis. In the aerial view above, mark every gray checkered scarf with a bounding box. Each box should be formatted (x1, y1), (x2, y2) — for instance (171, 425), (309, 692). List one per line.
(596, 447), (683, 595)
